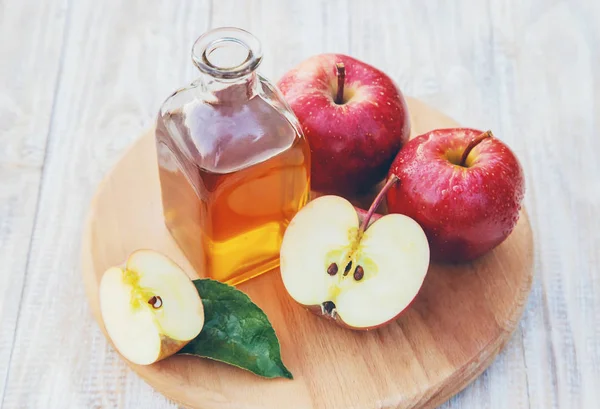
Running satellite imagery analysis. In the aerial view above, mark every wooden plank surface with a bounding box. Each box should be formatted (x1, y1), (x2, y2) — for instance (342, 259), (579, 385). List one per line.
(1, 0), (599, 408)
(0, 0), (70, 403)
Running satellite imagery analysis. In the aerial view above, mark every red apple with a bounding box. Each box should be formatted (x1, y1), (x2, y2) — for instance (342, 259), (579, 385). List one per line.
(278, 54), (410, 195)
(386, 128), (525, 262)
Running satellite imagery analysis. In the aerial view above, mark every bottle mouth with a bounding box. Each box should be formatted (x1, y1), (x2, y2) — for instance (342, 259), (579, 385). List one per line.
(192, 27), (263, 79)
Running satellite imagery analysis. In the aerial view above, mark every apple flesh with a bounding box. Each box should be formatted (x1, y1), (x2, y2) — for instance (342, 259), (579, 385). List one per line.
(387, 128), (525, 262)
(99, 250), (204, 365)
(280, 182), (429, 330)
(278, 53), (410, 195)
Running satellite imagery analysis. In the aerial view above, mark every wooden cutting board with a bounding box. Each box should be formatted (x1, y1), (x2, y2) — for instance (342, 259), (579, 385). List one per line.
(81, 97), (533, 409)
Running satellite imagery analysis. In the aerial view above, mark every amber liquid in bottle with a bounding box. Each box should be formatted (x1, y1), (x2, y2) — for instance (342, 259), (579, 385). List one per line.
(156, 88), (310, 285)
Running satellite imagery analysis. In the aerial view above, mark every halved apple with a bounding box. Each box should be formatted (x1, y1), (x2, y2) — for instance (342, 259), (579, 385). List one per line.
(99, 250), (204, 365)
(280, 180), (429, 330)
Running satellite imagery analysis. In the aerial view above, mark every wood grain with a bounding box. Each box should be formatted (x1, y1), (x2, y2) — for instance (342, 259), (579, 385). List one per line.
(2, 0), (600, 408)
(81, 98), (533, 409)
(1, 1), (212, 408)
(0, 0), (70, 403)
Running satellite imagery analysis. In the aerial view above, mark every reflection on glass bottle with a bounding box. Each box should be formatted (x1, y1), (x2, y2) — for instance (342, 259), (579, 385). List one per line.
(156, 28), (311, 285)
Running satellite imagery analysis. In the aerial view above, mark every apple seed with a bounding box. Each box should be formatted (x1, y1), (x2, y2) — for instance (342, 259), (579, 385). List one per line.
(353, 265), (365, 281)
(343, 261), (353, 276)
(148, 295), (163, 309)
(327, 263), (338, 276)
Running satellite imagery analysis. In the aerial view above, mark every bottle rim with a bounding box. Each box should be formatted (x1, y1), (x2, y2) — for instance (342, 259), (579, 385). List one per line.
(192, 27), (263, 79)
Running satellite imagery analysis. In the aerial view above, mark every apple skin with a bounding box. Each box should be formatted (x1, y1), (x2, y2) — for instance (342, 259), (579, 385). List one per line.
(278, 54), (410, 195)
(386, 128), (525, 262)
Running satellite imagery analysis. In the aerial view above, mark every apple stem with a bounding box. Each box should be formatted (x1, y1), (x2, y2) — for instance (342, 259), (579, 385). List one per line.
(335, 62), (345, 104)
(459, 130), (493, 167)
(358, 174), (399, 236)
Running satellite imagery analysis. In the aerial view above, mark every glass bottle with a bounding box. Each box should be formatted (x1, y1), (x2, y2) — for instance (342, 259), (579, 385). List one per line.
(155, 27), (311, 286)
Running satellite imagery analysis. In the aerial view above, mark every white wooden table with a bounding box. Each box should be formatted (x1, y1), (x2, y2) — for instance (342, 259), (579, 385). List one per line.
(1, 0), (598, 408)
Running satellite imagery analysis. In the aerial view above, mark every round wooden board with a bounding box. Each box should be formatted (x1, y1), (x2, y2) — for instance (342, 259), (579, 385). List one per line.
(82, 97), (533, 409)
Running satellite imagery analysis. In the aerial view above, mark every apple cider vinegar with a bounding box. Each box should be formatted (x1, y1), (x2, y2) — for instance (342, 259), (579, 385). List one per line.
(157, 132), (310, 285)
(155, 28), (310, 285)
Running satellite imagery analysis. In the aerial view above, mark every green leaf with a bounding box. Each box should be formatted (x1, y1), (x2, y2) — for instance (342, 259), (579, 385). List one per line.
(178, 279), (293, 379)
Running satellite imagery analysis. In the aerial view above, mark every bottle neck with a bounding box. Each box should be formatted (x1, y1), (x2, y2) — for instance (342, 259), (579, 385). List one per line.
(198, 71), (259, 104)
(191, 28), (263, 104)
